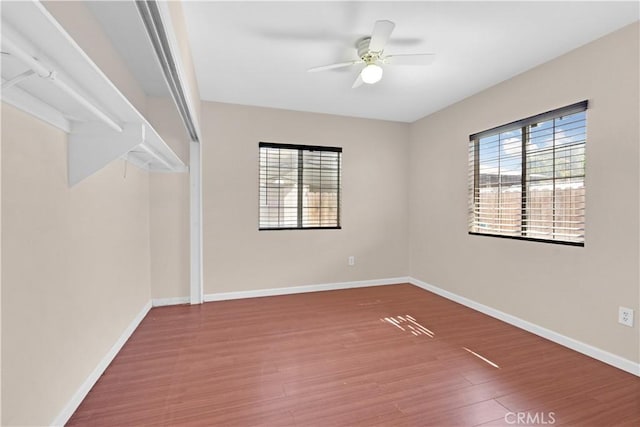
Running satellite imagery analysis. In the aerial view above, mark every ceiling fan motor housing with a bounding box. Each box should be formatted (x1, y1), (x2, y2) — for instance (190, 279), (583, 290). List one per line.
(357, 37), (381, 64)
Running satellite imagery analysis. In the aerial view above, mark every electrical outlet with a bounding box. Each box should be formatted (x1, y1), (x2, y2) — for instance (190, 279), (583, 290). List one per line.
(348, 256), (355, 266)
(618, 307), (634, 327)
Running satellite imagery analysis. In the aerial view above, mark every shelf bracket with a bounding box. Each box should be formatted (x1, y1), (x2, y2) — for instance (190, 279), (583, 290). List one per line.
(68, 122), (144, 187)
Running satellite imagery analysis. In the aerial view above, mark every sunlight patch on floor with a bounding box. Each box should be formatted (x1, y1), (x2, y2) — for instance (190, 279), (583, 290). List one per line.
(380, 315), (434, 338)
(463, 347), (500, 368)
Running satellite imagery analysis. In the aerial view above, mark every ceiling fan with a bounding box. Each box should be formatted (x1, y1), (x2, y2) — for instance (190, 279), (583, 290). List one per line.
(308, 20), (435, 88)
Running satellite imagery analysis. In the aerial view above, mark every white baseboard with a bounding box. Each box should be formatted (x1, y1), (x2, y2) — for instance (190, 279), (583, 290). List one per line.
(152, 296), (190, 307)
(51, 301), (152, 426)
(409, 277), (640, 377)
(204, 277), (410, 302)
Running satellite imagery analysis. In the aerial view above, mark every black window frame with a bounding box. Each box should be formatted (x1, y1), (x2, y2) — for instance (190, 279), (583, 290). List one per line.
(468, 100), (588, 246)
(259, 142), (342, 231)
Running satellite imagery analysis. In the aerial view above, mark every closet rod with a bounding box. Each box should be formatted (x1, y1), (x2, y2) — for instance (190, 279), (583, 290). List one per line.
(2, 35), (123, 133)
(2, 69), (35, 89)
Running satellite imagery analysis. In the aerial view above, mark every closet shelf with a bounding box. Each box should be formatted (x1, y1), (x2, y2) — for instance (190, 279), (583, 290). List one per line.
(0, 1), (188, 187)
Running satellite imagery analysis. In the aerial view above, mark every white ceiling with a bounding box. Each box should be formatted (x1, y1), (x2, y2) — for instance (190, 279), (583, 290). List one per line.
(181, 1), (639, 123)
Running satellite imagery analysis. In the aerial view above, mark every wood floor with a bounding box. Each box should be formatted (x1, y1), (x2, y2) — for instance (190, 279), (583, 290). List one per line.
(68, 284), (640, 426)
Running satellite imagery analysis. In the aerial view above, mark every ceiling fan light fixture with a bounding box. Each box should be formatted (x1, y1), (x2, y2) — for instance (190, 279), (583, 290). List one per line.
(360, 63), (383, 84)
(307, 20), (435, 89)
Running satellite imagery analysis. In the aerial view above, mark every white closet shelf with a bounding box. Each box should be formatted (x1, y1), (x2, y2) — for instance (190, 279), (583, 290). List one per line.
(1, 1), (188, 187)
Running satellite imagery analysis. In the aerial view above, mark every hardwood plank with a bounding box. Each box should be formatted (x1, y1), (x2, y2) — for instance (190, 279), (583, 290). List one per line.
(67, 283), (640, 426)
(403, 399), (510, 426)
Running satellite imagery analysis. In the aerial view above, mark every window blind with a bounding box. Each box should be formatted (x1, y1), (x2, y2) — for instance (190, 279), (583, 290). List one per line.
(468, 101), (587, 245)
(259, 142), (342, 230)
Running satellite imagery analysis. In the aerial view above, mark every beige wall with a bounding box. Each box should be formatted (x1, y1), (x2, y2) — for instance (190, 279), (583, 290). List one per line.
(149, 172), (190, 301)
(1, 104), (152, 425)
(146, 97), (191, 301)
(408, 23), (640, 363)
(202, 102), (410, 294)
(146, 97), (191, 169)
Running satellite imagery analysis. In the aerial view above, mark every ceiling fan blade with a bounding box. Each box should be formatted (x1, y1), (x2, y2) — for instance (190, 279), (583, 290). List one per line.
(352, 73), (363, 89)
(308, 60), (361, 72)
(384, 53), (435, 66)
(368, 20), (395, 52)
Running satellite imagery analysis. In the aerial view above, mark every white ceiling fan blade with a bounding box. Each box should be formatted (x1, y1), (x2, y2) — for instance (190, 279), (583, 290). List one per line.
(352, 73), (363, 89)
(384, 53), (435, 66)
(308, 60), (361, 72)
(368, 20), (395, 52)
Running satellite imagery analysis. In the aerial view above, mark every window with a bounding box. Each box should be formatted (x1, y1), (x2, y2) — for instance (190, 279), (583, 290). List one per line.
(468, 101), (587, 246)
(259, 142), (342, 230)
